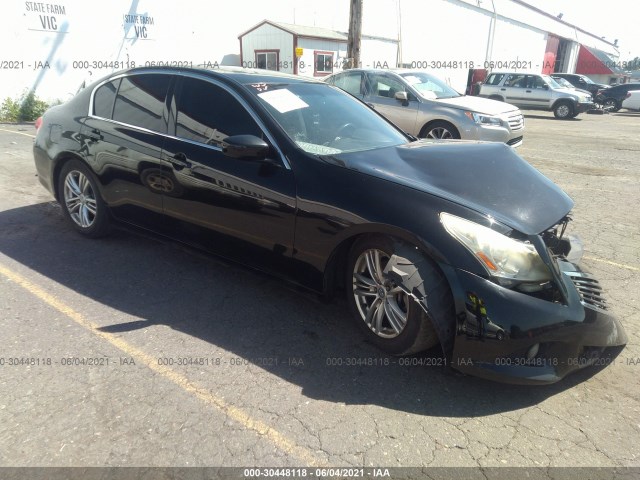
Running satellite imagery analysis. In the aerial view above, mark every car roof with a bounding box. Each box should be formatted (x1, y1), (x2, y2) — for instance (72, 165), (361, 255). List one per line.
(328, 68), (421, 76)
(113, 65), (324, 86)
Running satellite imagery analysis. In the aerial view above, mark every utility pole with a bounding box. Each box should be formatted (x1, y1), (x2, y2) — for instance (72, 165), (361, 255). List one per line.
(346, 0), (363, 69)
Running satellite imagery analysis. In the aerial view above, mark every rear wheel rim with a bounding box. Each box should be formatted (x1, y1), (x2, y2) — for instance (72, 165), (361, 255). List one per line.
(63, 170), (97, 228)
(352, 248), (409, 339)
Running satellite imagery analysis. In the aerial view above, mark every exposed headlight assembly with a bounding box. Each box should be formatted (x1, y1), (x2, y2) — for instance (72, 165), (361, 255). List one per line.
(465, 111), (502, 126)
(440, 212), (552, 287)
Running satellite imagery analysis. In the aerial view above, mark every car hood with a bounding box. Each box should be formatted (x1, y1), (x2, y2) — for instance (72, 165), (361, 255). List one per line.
(329, 141), (573, 235)
(432, 95), (519, 115)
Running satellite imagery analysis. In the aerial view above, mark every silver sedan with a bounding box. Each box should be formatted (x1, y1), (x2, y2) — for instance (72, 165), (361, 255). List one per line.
(325, 69), (524, 147)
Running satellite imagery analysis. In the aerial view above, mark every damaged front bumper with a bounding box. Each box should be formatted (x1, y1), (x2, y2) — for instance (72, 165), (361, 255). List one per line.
(382, 229), (626, 385)
(448, 260), (627, 384)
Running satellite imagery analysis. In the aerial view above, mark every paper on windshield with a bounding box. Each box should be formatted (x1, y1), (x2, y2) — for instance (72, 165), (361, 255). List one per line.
(258, 89), (309, 113)
(403, 75), (421, 85)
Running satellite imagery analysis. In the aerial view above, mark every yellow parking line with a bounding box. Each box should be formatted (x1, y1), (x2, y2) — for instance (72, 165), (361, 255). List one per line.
(0, 263), (324, 467)
(583, 256), (640, 272)
(0, 127), (36, 138)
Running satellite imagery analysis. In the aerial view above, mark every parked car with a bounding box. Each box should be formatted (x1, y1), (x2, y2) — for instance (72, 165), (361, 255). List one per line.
(551, 73), (609, 97)
(325, 69), (524, 147)
(33, 66), (626, 384)
(596, 83), (640, 111)
(479, 72), (594, 119)
(551, 76), (591, 96)
(621, 90), (640, 111)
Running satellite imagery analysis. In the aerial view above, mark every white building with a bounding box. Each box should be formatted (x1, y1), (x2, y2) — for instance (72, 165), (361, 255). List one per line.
(0, 0), (625, 104)
(238, 20), (398, 78)
(392, 0), (622, 91)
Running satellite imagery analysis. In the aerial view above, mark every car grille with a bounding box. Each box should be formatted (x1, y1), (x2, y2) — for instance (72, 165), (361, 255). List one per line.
(507, 136), (523, 146)
(507, 113), (524, 131)
(565, 271), (607, 310)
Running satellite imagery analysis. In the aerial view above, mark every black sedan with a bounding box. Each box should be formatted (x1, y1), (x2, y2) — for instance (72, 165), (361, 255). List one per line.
(33, 67), (627, 384)
(596, 83), (640, 111)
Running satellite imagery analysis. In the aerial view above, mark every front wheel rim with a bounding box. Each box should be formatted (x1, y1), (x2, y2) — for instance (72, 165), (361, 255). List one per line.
(63, 170), (97, 228)
(426, 127), (453, 139)
(557, 105), (570, 117)
(353, 248), (409, 339)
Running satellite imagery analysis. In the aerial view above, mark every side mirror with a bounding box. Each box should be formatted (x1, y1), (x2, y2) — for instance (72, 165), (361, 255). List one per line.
(394, 91), (409, 102)
(222, 135), (269, 160)
(542, 84), (549, 90)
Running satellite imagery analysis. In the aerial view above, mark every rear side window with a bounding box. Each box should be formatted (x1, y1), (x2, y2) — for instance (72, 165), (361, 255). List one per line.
(485, 73), (505, 85)
(334, 72), (365, 96)
(93, 79), (120, 118)
(174, 77), (263, 146)
(112, 74), (171, 133)
(505, 74), (526, 88)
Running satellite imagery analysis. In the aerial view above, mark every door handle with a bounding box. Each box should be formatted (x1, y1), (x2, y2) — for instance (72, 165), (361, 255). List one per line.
(87, 128), (103, 141)
(500, 88), (506, 91)
(526, 90), (532, 93)
(168, 152), (191, 170)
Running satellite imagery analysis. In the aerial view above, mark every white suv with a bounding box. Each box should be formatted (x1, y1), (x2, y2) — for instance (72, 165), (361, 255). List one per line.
(480, 72), (594, 119)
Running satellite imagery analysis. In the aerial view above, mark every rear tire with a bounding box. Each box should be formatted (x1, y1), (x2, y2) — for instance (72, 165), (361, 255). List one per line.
(58, 159), (110, 238)
(346, 235), (453, 355)
(603, 98), (620, 112)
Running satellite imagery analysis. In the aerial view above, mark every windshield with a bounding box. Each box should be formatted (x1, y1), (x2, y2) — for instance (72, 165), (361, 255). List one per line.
(580, 75), (595, 84)
(399, 72), (461, 99)
(247, 82), (408, 155)
(553, 78), (573, 88)
(541, 75), (562, 89)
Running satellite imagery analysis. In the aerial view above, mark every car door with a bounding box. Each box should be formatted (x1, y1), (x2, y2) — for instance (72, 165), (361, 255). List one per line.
(81, 73), (173, 229)
(501, 73), (531, 106)
(158, 74), (297, 274)
(526, 75), (552, 108)
(363, 72), (418, 134)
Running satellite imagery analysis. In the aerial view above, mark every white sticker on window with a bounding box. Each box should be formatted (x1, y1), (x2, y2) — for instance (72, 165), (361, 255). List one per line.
(258, 89), (309, 113)
(403, 75), (421, 85)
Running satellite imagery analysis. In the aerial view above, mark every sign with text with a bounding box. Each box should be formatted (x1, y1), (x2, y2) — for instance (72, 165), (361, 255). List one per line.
(24, 2), (68, 33)
(123, 13), (155, 40)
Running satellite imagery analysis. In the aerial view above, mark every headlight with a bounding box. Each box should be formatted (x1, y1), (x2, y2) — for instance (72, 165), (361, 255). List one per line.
(440, 213), (552, 286)
(465, 111), (502, 126)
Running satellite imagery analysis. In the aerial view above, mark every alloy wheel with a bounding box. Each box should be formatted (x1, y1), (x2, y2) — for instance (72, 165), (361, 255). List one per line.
(63, 170), (97, 228)
(352, 248), (409, 338)
(426, 127), (454, 139)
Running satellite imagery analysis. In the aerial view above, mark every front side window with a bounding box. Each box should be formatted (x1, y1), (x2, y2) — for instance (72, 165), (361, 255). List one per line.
(112, 74), (170, 132)
(530, 76), (547, 89)
(174, 77), (263, 146)
(256, 51), (279, 71)
(93, 79), (120, 118)
(367, 73), (406, 99)
(315, 51), (334, 75)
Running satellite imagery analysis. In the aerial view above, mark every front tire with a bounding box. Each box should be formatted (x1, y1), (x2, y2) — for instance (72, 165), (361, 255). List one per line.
(553, 101), (574, 119)
(346, 236), (451, 355)
(420, 121), (460, 140)
(58, 159), (110, 238)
